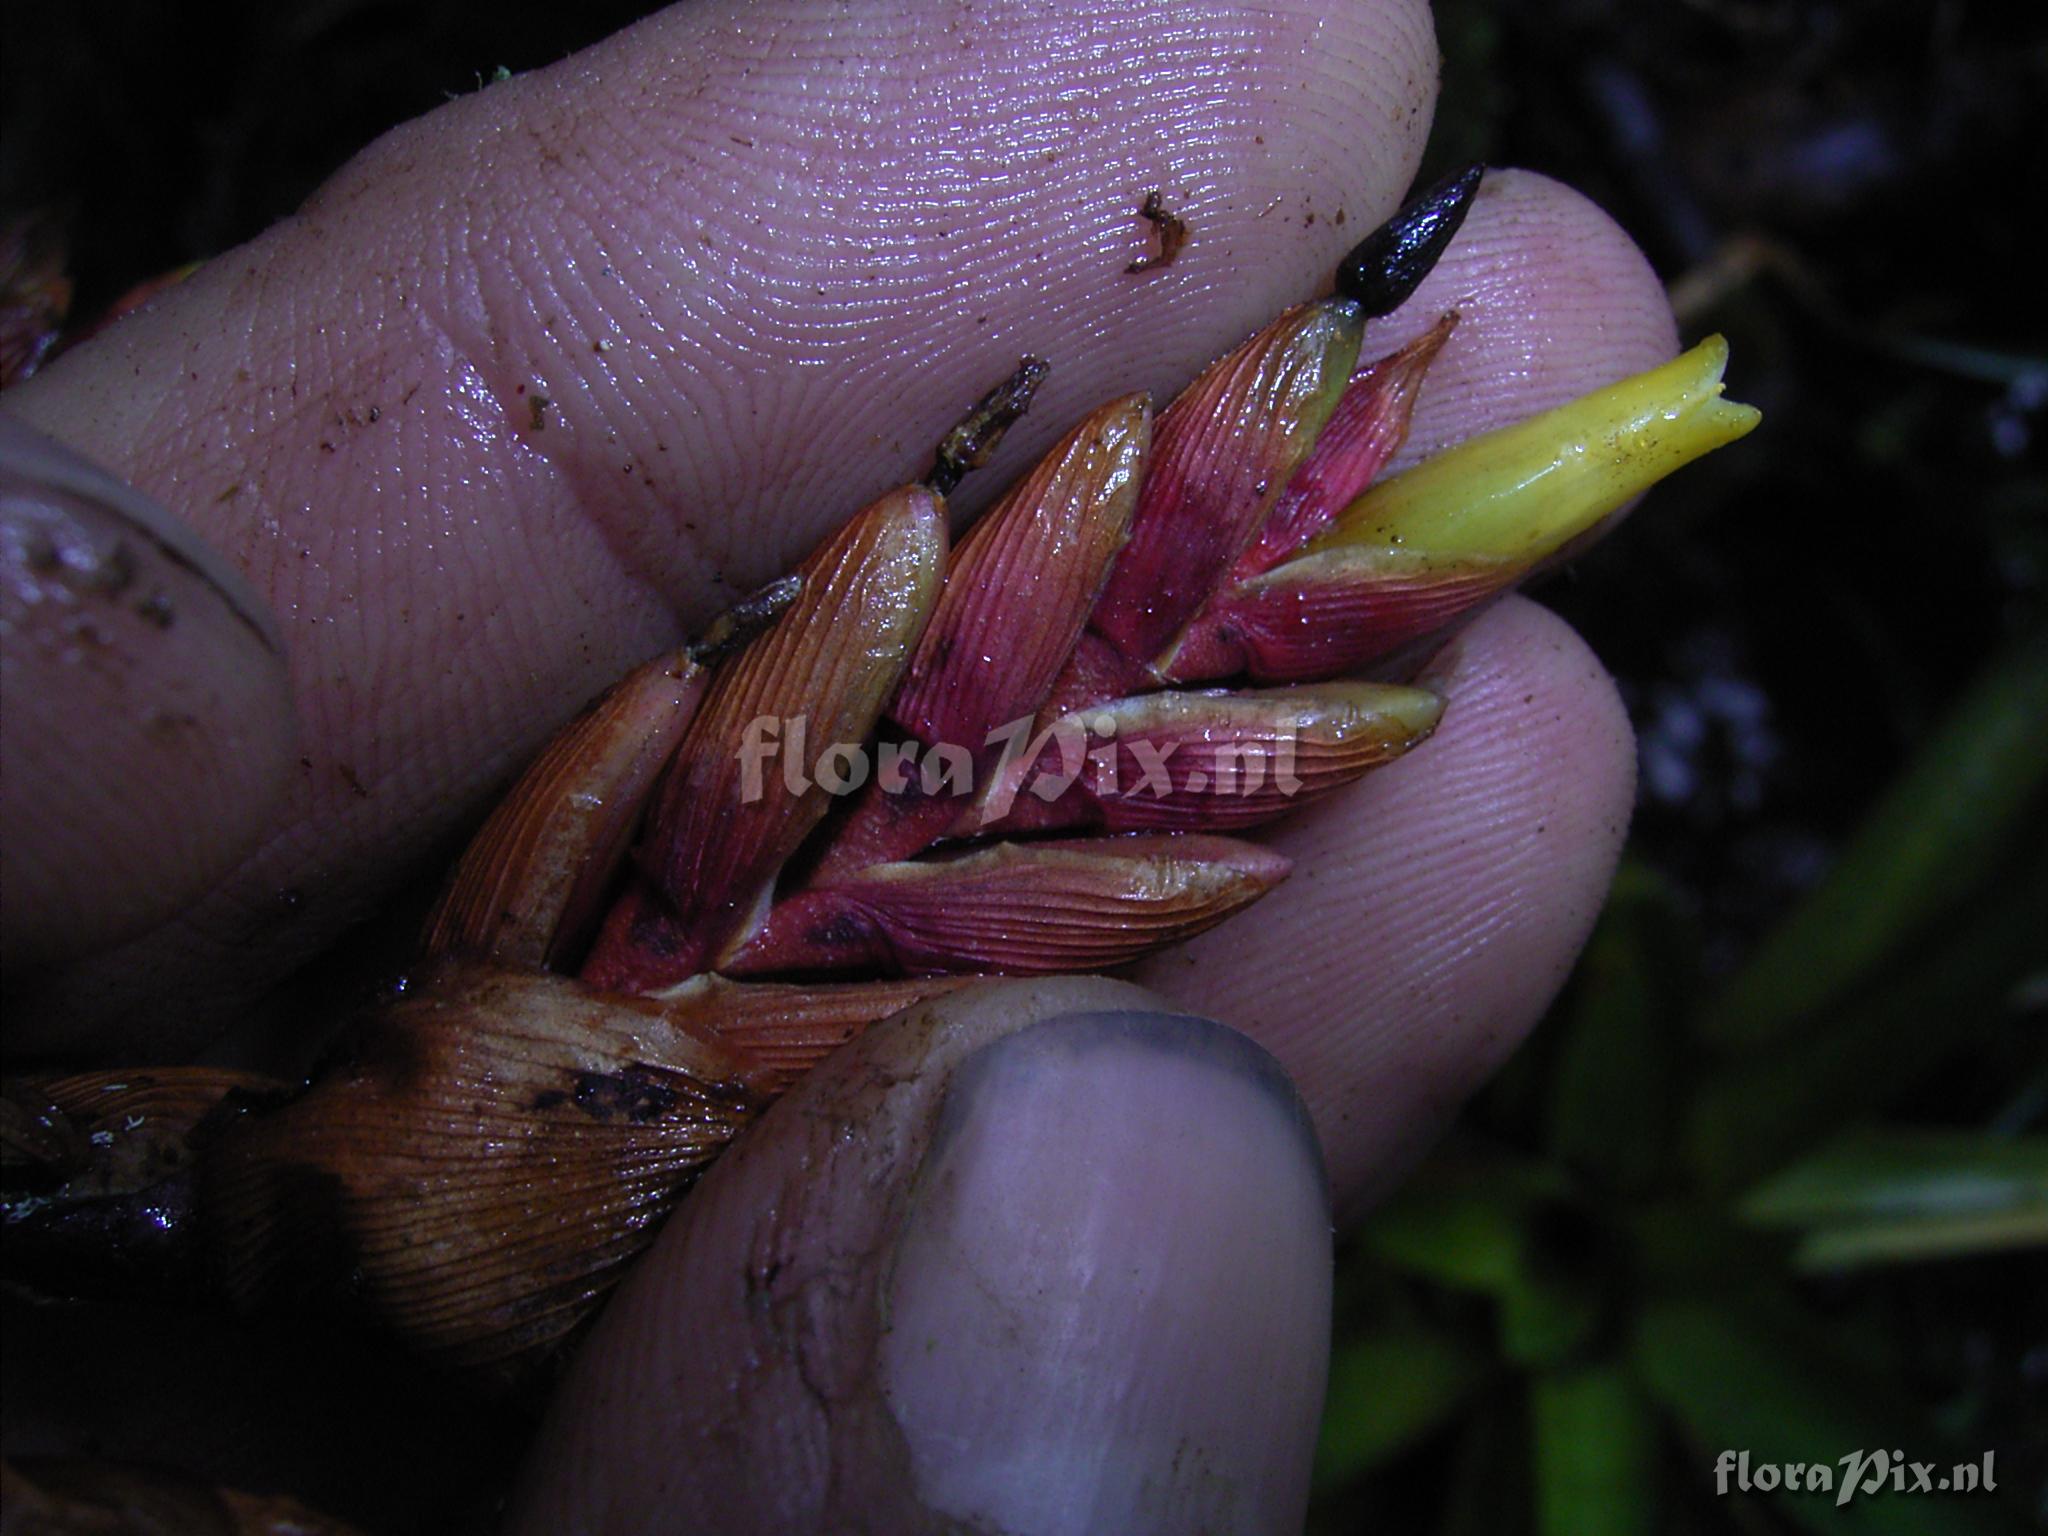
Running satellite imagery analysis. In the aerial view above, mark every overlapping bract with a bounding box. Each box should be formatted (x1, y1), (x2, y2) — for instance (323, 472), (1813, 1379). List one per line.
(565, 311), (1755, 1003)
(0, 168), (1760, 1382)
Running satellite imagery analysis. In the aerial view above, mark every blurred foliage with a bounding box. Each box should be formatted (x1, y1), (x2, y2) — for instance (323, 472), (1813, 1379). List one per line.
(3, 0), (2044, 1531)
(1317, 3), (2046, 1529)
(1314, 629), (2045, 1530)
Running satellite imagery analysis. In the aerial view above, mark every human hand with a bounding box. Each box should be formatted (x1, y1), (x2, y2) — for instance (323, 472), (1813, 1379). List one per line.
(1, 0), (1672, 1528)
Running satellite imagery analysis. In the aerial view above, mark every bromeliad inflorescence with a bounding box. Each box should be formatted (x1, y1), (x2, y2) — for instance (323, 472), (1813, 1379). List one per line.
(1, 166), (1758, 1384)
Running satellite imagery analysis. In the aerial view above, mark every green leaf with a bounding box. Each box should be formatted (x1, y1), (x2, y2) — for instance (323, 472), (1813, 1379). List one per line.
(1741, 1131), (2048, 1270)
(1499, 1263), (1603, 1370)
(1686, 851), (2048, 1187)
(1314, 1323), (1486, 1489)
(1365, 1183), (1524, 1293)
(1705, 629), (2048, 1049)
(1368, 1146), (1605, 1368)
(1632, 1302), (2025, 1536)
(1363, 1147), (1606, 1367)
(1361, 1146), (1566, 1293)
(1545, 861), (1694, 1193)
(1743, 1131), (2048, 1224)
(1793, 1209), (2047, 1269)
(1531, 1359), (1659, 1536)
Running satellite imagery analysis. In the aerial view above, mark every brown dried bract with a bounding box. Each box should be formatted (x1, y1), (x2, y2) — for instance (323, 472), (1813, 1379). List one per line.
(925, 357), (1050, 495)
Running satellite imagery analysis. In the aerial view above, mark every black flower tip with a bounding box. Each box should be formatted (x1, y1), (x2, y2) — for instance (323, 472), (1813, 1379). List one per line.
(1334, 163), (1485, 317)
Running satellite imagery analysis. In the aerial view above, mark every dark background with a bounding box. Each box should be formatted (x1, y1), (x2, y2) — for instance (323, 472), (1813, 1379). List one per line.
(4, 1), (2043, 1531)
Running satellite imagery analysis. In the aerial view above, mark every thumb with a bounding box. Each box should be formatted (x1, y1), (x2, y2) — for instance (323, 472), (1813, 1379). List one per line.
(0, 419), (295, 980)
(508, 978), (1333, 1536)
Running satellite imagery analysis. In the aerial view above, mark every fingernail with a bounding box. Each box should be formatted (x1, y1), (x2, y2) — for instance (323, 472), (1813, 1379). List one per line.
(0, 417), (282, 655)
(880, 1009), (1331, 1536)
(0, 418), (295, 971)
